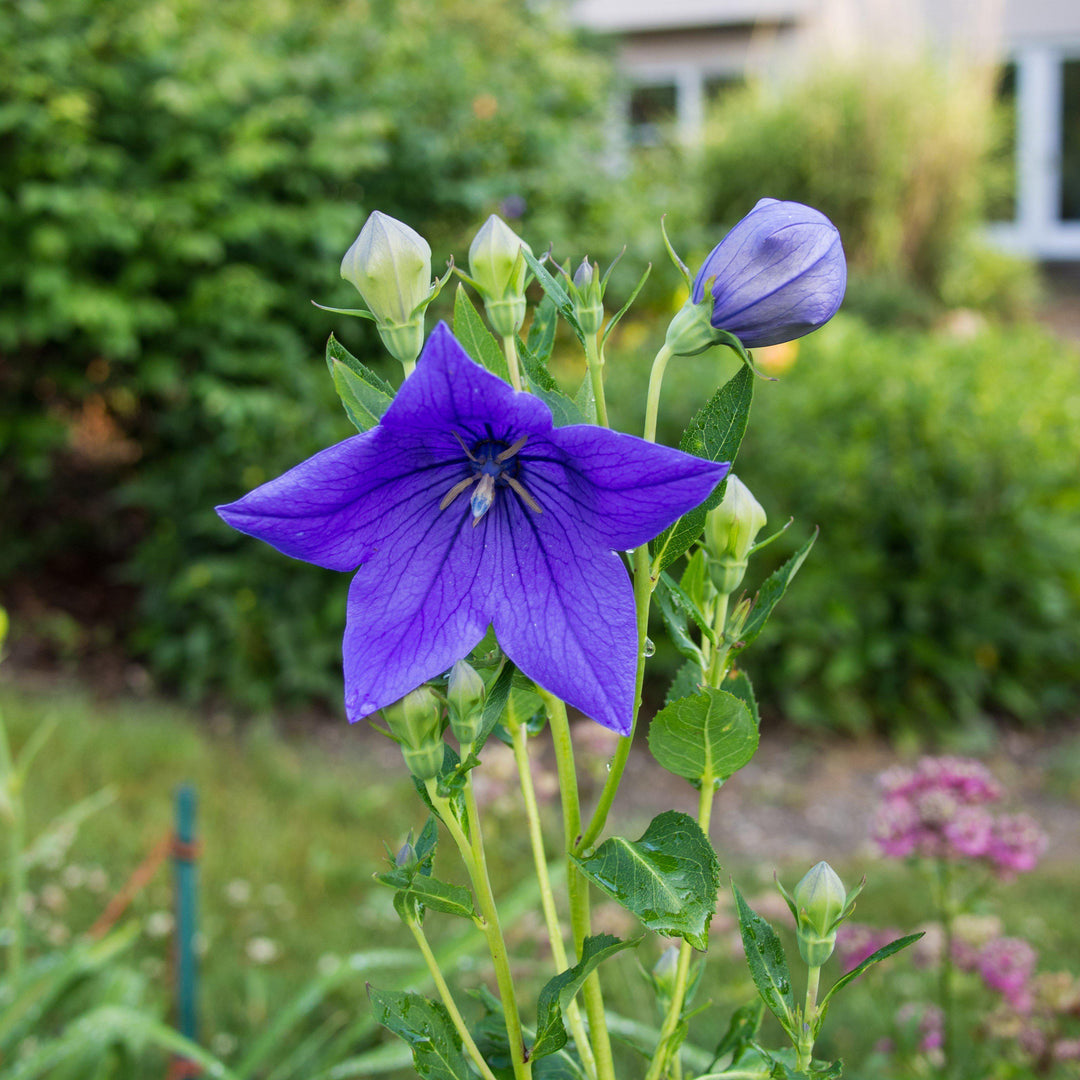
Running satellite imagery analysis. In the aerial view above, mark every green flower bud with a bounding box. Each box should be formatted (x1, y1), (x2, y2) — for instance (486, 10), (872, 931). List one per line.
(395, 839), (416, 869)
(792, 861), (847, 967)
(468, 214), (531, 337)
(651, 944), (680, 997)
(384, 687), (445, 781)
(703, 476), (767, 595)
(341, 211), (432, 366)
(447, 659), (486, 748)
(569, 258), (605, 336)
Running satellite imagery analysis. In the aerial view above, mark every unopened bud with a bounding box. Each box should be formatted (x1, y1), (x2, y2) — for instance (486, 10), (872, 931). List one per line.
(569, 257), (604, 336)
(792, 861), (848, 966)
(468, 215), (531, 337)
(340, 211), (432, 365)
(395, 840), (416, 868)
(651, 945), (680, 997)
(447, 660), (486, 747)
(704, 476), (767, 595)
(384, 687), (445, 781)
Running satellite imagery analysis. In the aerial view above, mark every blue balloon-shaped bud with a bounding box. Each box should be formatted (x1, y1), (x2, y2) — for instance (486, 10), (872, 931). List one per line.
(692, 198), (846, 348)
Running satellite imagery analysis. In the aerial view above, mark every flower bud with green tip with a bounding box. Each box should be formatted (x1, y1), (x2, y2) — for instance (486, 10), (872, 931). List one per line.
(467, 214), (532, 337)
(383, 687), (445, 781)
(447, 659), (486, 748)
(779, 861), (862, 967)
(703, 475), (767, 595)
(340, 211), (438, 368)
(569, 258), (605, 336)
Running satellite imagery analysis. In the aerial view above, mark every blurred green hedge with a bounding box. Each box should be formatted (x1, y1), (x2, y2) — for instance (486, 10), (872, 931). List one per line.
(730, 317), (1079, 735)
(0, 0), (640, 706)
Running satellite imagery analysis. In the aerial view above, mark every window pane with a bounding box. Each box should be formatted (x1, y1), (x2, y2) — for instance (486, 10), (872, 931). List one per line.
(1061, 59), (1080, 221)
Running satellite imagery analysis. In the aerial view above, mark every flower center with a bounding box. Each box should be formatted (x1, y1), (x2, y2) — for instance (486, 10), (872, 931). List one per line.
(439, 432), (542, 526)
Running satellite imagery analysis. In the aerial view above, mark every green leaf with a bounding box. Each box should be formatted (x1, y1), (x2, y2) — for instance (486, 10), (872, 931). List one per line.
(600, 262), (651, 348)
(818, 933), (923, 1013)
(648, 688), (758, 789)
(412, 746), (470, 841)
(707, 1000), (765, 1072)
(652, 366), (754, 571)
(517, 337), (585, 427)
(574, 372), (598, 425)
(367, 988), (472, 1080)
(724, 669), (760, 728)
(520, 248), (585, 344)
(471, 1016), (588, 1080)
(403, 876), (476, 921)
(665, 660), (704, 707)
(732, 885), (796, 1036)
(452, 286), (510, 381)
(573, 811), (720, 951)
(734, 529), (818, 651)
(532, 934), (640, 1060)
(474, 661), (515, 752)
(527, 295), (558, 365)
(653, 571), (715, 669)
(326, 335), (395, 432)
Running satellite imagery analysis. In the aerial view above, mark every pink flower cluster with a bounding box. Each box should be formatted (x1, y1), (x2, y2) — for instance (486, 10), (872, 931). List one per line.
(835, 922), (902, 974)
(975, 937), (1038, 1011)
(872, 757), (1047, 876)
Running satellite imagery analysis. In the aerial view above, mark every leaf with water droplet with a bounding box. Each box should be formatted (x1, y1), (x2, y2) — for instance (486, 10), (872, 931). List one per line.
(732, 884), (796, 1037)
(648, 687), (758, 790)
(368, 986), (474, 1080)
(572, 811), (720, 951)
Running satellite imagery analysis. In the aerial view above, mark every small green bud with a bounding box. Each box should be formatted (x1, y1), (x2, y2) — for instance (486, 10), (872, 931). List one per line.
(791, 861), (848, 967)
(651, 944), (680, 997)
(447, 659), (486, 747)
(468, 214), (531, 337)
(703, 475), (767, 595)
(341, 211), (432, 366)
(395, 839), (416, 868)
(384, 687), (445, 781)
(569, 257), (605, 336)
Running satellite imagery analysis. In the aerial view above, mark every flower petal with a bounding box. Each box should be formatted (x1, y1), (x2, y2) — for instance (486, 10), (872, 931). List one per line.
(343, 497), (491, 720)
(485, 495), (638, 735)
(216, 428), (463, 572)
(530, 426), (730, 550)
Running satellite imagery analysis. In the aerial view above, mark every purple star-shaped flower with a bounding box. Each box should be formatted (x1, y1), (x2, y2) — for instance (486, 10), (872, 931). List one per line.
(217, 323), (728, 734)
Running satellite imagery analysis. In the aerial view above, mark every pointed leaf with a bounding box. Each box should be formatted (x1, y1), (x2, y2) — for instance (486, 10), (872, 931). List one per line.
(734, 529), (817, 651)
(732, 885), (796, 1036)
(517, 336), (585, 426)
(574, 372), (598, 425)
(665, 660), (704, 707)
(367, 988), (472, 1080)
(531, 934), (639, 1059)
(326, 333), (395, 392)
(520, 248), (586, 343)
(648, 688), (758, 789)
(527, 295), (558, 365)
(474, 661), (515, 752)
(573, 811), (720, 951)
(404, 876), (476, 921)
(724, 669), (760, 728)
(453, 286), (511, 381)
(601, 263), (652, 348)
(819, 933), (923, 1011)
(332, 360), (394, 432)
(652, 366), (753, 571)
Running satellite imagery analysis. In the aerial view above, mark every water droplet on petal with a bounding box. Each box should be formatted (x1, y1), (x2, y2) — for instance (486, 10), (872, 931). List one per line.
(643, 637), (656, 657)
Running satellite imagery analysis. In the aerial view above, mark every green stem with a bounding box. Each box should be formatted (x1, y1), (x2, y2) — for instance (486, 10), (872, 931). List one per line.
(645, 782), (716, 1080)
(584, 335), (610, 427)
(427, 780), (531, 1080)
(577, 543), (654, 855)
(401, 358), (416, 378)
(509, 715), (597, 1080)
(7, 805), (24, 980)
(796, 965), (821, 1071)
(643, 343), (674, 443)
(704, 593), (730, 688)
(405, 914), (500, 1080)
(502, 335), (523, 392)
(543, 692), (615, 1080)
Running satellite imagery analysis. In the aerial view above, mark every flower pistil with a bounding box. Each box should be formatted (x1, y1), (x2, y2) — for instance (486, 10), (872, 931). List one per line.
(441, 431), (542, 525)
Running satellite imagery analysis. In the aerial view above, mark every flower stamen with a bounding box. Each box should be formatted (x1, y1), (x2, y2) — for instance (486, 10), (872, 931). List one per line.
(440, 430), (542, 523)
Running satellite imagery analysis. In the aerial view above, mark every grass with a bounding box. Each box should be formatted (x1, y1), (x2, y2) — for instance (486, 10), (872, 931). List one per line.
(2, 673), (1078, 1077)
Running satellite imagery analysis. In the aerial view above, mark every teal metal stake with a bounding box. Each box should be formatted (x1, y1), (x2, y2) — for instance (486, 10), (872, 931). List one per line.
(174, 784), (199, 1074)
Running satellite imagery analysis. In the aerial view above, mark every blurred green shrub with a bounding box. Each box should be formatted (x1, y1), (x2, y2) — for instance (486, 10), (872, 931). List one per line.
(729, 315), (1080, 735)
(0, 0), (632, 706)
(701, 60), (1034, 319)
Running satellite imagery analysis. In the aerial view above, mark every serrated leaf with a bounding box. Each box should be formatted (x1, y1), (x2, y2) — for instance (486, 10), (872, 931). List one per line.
(732, 885), (796, 1035)
(735, 529), (817, 651)
(665, 660), (704, 707)
(654, 583), (705, 669)
(724, 669), (760, 728)
(532, 934), (639, 1060)
(818, 933), (923, 1013)
(453, 285), (511, 381)
(367, 988), (472, 1080)
(332, 360), (394, 432)
(517, 337), (585, 427)
(648, 688), (758, 789)
(527, 295), (558, 364)
(652, 366), (753, 572)
(573, 811), (720, 951)
(520, 248), (585, 344)
(326, 333), (395, 391)
(404, 876), (476, 921)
